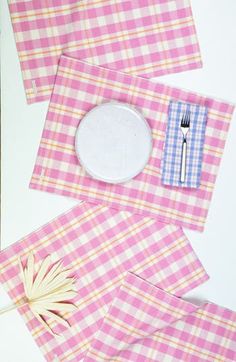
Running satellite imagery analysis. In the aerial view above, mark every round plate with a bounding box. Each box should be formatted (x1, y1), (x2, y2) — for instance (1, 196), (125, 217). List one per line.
(75, 102), (152, 184)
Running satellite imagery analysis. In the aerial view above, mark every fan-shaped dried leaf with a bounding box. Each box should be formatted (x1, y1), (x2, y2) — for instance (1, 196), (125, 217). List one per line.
(30, 305), (71, 328)
(18, 254), (77, 336)
(31, 255), (52, 294)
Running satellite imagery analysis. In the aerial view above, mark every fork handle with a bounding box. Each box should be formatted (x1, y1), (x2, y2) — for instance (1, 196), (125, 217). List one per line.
(180, 139), (187, 183)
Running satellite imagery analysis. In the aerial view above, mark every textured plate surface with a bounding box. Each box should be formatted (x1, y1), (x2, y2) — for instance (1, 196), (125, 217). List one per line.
(75, 102), (152, 183)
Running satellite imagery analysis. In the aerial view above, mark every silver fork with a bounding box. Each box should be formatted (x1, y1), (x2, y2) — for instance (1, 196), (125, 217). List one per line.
(180, 111), (190, 183)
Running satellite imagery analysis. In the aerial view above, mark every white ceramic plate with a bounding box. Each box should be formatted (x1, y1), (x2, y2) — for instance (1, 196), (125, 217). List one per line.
(75, 102), (152, 184)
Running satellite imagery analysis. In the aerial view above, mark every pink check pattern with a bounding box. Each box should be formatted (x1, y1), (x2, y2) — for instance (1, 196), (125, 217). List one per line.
(85, 273), (236, 362)
(30, 56), (235, 231)
(0, 202), (208, 361)
(8, 0), (202, 104)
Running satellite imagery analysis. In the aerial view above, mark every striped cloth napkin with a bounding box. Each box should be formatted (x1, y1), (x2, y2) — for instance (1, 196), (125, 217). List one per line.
(85, 273), (236, 362)
(8, 0), (202, 104)
(162, 100), (208, 188)
(30, 56), (235, 231)
(0, 202), (208, 362)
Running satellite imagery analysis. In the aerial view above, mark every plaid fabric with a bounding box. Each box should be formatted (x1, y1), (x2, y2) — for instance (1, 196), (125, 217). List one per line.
(0, 202), (208, 362)
(8, 0), (202, 104)
(30, 56), (235, 231)
(85, 273), (236, 362)
(162, 100), (208, 188)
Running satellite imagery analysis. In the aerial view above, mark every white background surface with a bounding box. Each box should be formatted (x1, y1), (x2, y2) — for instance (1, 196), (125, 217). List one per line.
(1, 1), (236, 361)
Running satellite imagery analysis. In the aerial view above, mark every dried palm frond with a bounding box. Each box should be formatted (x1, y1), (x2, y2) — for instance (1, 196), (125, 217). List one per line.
(0, 253), (77, 336)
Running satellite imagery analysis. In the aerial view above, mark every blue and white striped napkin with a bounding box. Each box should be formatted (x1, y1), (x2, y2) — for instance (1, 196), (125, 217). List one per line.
(162, 100), (208, 188)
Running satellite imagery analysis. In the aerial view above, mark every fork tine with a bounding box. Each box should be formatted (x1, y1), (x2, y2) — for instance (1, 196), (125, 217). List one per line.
(181, 112), (188, 126)
(187, 111), (190, 125)
(186, 112), (189, 125)
(184, 111), (190, 126)
(184, 115), (187, 126)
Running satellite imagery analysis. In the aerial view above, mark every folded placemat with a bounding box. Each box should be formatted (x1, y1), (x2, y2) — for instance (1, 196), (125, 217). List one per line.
(8, 0), (202, 104)
(85, 273), (236, 362)
(30, 56), (235, 231)
(162, 100), (208, 188)
(0, 202), (208, 362)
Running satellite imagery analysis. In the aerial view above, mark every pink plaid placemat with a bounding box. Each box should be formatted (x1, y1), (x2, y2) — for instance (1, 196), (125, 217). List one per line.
(85, 273), (236, 362)
(0, 202), (208, 361)
(8, 0), (202, 104)
(30, 55), (235, 231)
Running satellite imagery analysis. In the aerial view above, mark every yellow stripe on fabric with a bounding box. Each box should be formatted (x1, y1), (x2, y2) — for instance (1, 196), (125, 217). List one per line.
(88, 349), (121, 362)
(55, 67), (233, 122)
(196, 309), (236, 330)
(154, 129), (225, 158)
(26, 86), (53, 97)
(144, 165), (214, 191)
(11, 0), (117, 21)
(152, 331), (225, 362)
(39, 135), (217, 192)
(132, 236), (187, 275)
(87, 315), (225, 362)
(56, 67), (170, 105)
(74, 258), (206, 313)
(44, 62), (76, 174)
(18, 18), (194, 60)
(70, 218), (154, 270)
(60, 340), (91, 362)
(167, 268), (207, 294)
(122, 284), (188, 320)
(0, 204), (106, 270)
(105, 314), (145, 338)
(87, 313), (225, 362)
(127, 54), (202, 74)
(31, 174), (205, 226)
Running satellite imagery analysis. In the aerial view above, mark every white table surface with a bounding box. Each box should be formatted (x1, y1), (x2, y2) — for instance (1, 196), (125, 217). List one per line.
(1, 0), (236, 361)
